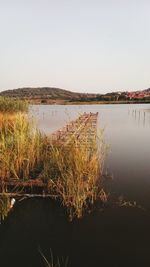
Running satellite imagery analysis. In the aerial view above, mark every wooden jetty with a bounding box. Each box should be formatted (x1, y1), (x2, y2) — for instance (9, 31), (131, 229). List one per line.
(51, 112), (98, 146)
(0, 112), (99, 197)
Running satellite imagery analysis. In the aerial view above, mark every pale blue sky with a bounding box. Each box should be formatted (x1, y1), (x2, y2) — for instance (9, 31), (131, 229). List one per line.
(0, 0), (150, 93)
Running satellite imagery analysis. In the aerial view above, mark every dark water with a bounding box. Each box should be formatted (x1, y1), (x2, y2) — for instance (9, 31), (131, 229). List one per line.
(0, 104), (150, 267)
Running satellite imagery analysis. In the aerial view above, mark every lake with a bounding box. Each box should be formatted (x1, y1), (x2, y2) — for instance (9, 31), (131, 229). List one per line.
(31, 103), (150, 208)
(0, 104), (150, 267)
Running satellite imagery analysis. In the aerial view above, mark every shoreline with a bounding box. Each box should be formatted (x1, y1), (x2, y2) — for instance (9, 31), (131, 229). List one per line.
(27, 100), (150, 105)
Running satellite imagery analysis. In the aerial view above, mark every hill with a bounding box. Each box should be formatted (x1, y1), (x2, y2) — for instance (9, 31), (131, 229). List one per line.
(0, 87), (99, 102)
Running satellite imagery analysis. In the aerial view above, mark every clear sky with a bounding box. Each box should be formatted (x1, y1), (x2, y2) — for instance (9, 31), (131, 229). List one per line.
(0, 0), (150, 93)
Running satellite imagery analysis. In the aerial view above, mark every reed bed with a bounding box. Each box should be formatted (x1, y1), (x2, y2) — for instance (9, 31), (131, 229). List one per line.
(0, 108), (107, 220)
(42, 132), (107, 220)
(0, 113), (47, 180)
(0, 96), (28, 112)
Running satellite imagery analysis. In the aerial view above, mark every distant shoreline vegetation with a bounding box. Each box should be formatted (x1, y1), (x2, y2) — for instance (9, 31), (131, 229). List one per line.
(10, 98), (150, 105)
(1, 96), (150, 106)
(0, 97), (28, 112)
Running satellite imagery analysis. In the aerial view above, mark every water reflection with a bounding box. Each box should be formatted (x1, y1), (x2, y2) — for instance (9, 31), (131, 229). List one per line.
(128, 108), (150, 128)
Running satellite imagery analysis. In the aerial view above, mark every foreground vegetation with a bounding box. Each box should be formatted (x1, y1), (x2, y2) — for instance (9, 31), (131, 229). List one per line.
(0, 98), (107, 221)
(0, 113), (47, 180)
(42, 132), (107, 219)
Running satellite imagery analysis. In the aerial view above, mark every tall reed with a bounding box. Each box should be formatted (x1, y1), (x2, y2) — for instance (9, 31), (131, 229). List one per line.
(0, 96), (28, 112)
(0, 113), (46, 180)
(40, 249), (69, 267)
(42, 131), (107, 220)
(0, 108), (107, 220)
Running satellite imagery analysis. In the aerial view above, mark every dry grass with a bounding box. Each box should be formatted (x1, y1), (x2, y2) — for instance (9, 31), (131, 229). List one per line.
(0, 193), (11, 223)
(0, 96), (28, 112)
(0, 109), (107, 220)
(0, 113), (47, 180)
(42, 131), (107, 220)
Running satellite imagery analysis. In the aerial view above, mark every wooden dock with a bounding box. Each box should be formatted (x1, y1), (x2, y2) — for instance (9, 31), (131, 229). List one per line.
(0, 112), (99, 196)
(51, 112), (98, 146)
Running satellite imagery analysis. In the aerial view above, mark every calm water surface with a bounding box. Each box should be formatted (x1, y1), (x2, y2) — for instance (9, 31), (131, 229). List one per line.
(31, 103), (150, 207)
(0, 104), (150, 267)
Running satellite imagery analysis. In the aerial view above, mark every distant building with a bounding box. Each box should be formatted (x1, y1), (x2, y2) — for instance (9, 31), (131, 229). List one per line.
(127, 91), (150, 99)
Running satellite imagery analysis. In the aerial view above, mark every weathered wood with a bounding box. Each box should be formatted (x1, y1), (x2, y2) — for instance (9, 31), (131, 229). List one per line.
(0, 193), (58, 198)
(51, 112), (98, 146)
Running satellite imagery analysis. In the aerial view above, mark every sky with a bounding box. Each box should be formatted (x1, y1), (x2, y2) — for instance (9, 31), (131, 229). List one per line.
(0, 0), (150, 94)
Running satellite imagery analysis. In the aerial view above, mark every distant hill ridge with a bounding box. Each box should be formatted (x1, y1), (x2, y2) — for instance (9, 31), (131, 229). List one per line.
(0, 87), (98, 100)
(1, 87), (150, 103)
